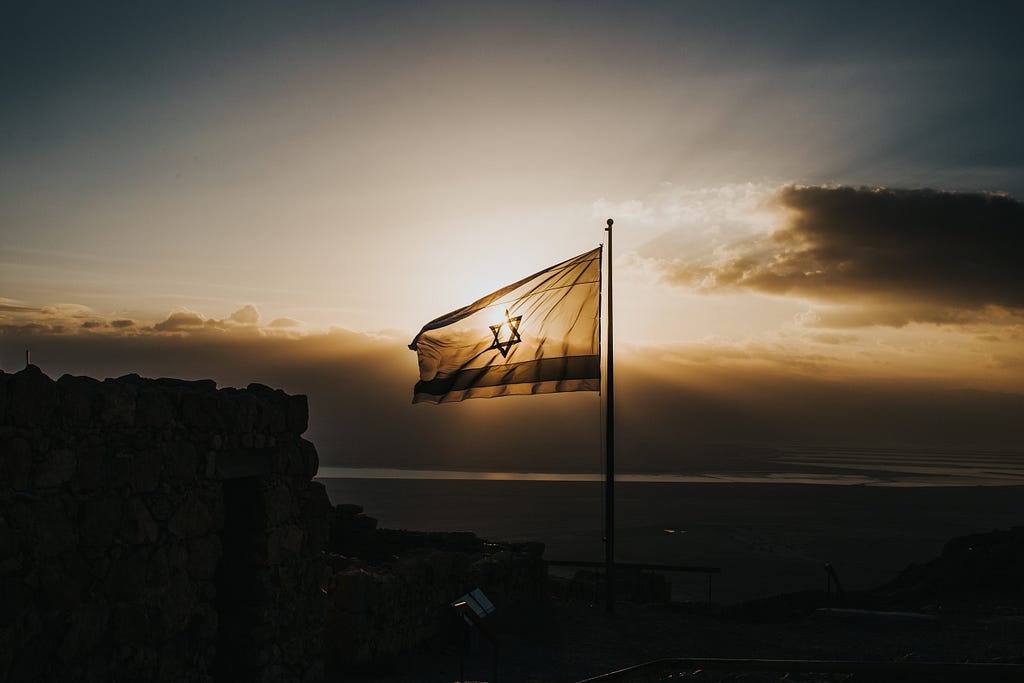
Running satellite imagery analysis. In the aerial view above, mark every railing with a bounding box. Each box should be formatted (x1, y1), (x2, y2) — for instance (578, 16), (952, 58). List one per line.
(576, 657), (1024, 682)
(545, 560), (721, 603)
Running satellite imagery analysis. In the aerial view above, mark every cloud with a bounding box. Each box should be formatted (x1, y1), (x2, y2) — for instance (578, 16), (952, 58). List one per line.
(39, 303), (96, 318)
(152, 305), (263, 334)
(153, 309), (208, 332)
(805, 332), (859, 345)
(1, 301), (106, 334)
(660, 185), (1024, 327)
(2, 303), (284, 337)
(227, 304), (260, 326)
(0, 298), (33, 313)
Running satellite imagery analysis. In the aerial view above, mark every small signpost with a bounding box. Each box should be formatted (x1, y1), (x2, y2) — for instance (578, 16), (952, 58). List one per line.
(452, 588), (495, 624)
(451, 588), (498, 683)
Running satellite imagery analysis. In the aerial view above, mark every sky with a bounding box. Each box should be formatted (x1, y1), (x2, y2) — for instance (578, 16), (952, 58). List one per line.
(2, 1), (1023, 471)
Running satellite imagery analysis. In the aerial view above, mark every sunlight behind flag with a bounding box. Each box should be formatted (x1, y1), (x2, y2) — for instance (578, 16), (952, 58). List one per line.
(409, 247), (602, 403)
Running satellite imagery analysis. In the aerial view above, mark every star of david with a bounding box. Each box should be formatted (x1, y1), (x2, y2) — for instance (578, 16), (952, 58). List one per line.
(488, 309), (522, 358)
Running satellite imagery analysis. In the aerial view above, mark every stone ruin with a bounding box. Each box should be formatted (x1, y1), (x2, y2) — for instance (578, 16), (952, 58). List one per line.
(0, 366), (330, 682)
(323, 504), (548, 669)
(0, 366), (552, 682)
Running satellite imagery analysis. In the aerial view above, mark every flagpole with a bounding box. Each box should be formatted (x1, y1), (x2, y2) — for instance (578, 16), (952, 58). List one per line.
(604, 217), (615, 613)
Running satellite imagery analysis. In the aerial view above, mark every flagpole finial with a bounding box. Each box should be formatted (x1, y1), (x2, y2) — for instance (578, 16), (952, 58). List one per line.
(606, 218), (613, 228)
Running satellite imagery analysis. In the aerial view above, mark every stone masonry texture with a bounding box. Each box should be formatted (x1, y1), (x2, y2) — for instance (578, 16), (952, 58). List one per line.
(0, 366), (331, 683)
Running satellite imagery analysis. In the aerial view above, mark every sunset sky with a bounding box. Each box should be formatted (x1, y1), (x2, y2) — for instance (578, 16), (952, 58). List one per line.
(3, 1), (1022, 470)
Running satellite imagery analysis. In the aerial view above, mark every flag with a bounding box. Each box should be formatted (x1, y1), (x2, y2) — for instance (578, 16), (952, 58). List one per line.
(409, 247), (602, 403)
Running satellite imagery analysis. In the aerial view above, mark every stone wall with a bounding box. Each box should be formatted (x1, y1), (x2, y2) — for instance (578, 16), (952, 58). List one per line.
(0, 366), (330, 682)
(323, 504), (548, 670)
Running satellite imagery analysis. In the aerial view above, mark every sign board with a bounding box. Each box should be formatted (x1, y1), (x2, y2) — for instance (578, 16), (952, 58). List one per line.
(452, 588), (495, 624)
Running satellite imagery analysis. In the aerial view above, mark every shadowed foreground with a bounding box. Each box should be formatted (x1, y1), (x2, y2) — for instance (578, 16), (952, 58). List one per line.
(342, 526), (1024, 682)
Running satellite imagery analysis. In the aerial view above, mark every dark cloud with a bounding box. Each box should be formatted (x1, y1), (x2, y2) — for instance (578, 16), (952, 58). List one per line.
(794, 303), (1016, 329)
(666, 186), (1024, 326)
(110, 319), (135, 328)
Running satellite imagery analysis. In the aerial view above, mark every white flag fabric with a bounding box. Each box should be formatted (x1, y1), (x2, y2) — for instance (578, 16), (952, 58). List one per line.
(409, 247), (602, 403)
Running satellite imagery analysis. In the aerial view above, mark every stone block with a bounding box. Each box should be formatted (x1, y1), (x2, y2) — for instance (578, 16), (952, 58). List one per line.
(214, 448), (272, 479)
(129, 449), (162, 492)
(255, 389), (289, 433)
(298, 438), (319, 479)
(265, 481), (295, 526)
(39, 556), (84, 611)
(104, 548), (150, 601)
(303, 482), (333, 553)
(35, 448), (77, 488)
(147, 546), (171, 587)
(97, 379), (137, 425)
(155, 377), (216, 392)
(158, 572), (196, 633)
(9, 635), (50, 681)
(306, 481), (333, 516)
(79, 494), (123, 548)
(0, 513), (13, 561)
(287, 394), (309, 435)
(186, 536), (221, 579)
(228, 392), (259, 433)
(180, 391), (222, 430)
(164, 440), (199, 484)
(4, 437), (33, 491)
(146, 492), (177, 523)
(110, 603), (151, 645)
(168, 496), (212, 539)
(71, 447), (109, 492)
(0, 369), (7, 423)
(190, 603), (219, 641)
(205, 489), (226, 529)
(8, 365), (59, 426)
(34, 497), (78, 556)
(268, 525), (306, 565)
(120, 498), (159, 545)
(0, 575), (30, 628)
(136, 388), (176, 428)
(329, 568), (378, 614)
(56, 374), (100, 425)
(301, 657), (325, 683)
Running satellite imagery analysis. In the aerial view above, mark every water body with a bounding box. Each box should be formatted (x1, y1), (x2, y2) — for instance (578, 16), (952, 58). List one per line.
(317, 449), (1024, 602)
(319, 445), (1024, 487)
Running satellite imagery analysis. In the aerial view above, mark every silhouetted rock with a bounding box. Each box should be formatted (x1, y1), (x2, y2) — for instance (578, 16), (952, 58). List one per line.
(877, 526), (1024, 611)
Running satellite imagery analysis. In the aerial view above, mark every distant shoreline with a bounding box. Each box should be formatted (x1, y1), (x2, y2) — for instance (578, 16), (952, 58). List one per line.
(318, 477), (1024, 602)
(316, 465), (1024, 487)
